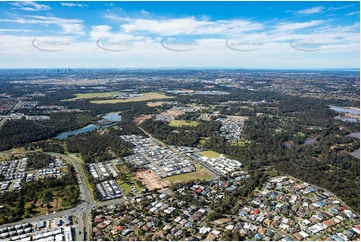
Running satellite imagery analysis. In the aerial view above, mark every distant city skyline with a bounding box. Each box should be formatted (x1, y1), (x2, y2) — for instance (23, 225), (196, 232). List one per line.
(0, 1), (359, 68)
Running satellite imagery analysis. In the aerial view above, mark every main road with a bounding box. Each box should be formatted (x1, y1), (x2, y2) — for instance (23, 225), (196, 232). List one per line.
(0, 101), (23, 129)
(0, 151), (126, 241)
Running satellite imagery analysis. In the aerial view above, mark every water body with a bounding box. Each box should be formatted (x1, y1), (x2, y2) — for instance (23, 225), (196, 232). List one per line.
(99, 112), (122, 123)
(347, 132), (360, 139)
(347, 132), (360, 159)
(55, 124), (99, 139)
(304, 137), (317, 145)
(329, 106), (360, 115)
(329, 106), (360, 123)
(55, 112), (121, 139)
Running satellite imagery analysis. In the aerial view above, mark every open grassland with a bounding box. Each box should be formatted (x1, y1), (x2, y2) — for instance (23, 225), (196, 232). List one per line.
(163, 164), (215, 184)
(198, 150), (221, 158)
(63, 92), (122, 101)
(169, 120), (199, 127)
(90, 92), (173, 104)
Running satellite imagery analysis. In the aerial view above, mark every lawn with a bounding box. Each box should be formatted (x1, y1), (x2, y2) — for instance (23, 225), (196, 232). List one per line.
(116, 177), (142, 195)
(169, 120), (199, 127)
(163, 164), (215, 184)
(198, 150), (221, 158)
(90, 92), (173, 104)
(63, 92), (122, 101)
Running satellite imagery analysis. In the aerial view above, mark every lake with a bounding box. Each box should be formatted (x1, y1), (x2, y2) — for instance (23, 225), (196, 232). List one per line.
(55, 124), (99, 139)
(329, 106), (360, 115)
(55, 112), (121, 139)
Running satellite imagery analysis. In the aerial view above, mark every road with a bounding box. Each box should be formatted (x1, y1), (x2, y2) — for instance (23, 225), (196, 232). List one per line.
(0, 151), (127, 240)
(46, 152), (94, 241)
(0, 101), (23, 129)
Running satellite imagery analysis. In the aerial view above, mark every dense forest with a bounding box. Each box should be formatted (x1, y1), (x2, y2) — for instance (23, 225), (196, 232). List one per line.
(203, 115), (360, 211)
(141, 119), (221, 147)
(66, 130), (132, 163)
(0, 113), (93, 151)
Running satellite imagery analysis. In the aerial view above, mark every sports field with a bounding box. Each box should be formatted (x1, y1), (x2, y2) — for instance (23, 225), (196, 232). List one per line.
(64, 92), (121, 101)
(163, 164), (214, 184)
(90, 92), (173, 104)
(198, 150), (221, 158)
(169, 120), (199, 127)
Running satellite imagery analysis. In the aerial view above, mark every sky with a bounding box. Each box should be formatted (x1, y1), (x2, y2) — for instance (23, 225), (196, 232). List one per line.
(0, 1), (359, 69)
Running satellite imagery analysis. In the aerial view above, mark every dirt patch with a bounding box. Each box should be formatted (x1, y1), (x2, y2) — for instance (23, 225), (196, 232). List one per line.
(147, 101), (164, 107)
(226, 115), (249, 121)
(134, 114), (155, 125)
(136, 170), (168, 191)
(160, 109), (185, 117)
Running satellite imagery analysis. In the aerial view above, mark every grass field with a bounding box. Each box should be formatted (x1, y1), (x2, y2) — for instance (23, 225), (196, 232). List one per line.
(169, 120), (199, 127)
(116, 177), (142, 195)
(64, 92), (122, 101)
(90, 92), (173, 104)
(198, 150), (221, 158)
(163, 164), (215, 184)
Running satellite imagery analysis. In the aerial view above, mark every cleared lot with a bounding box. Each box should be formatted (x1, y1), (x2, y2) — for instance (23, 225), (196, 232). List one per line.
(90, 92), (173, 104)
(63, 92), (122, 101)
(169, 120), (199, 127)
(163, 164), (214, 184)
(198, 150), (221, 158)
(136, 169), (168, 191)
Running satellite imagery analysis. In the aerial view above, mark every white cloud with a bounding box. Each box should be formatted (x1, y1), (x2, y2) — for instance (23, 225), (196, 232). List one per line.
(119, 17), (264, 36)
(272, 20), (324, 33)
(61, 3), (88, 8)
(140, 9), (149, 15)
(0, 28), (33, 32)
(328, 4), (354, 11)
(296, 6), (324, 15)
(10, 2), (50, 11)
(0, 15), (85, 35)
(0, 7), (359, 68)
(347, 11), (360, 16)
(90, 25), (143, 41)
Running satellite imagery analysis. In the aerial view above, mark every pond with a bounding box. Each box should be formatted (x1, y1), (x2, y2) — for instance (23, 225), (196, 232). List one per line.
(98, 112), (122, 123)
(55, 112), (121, 139)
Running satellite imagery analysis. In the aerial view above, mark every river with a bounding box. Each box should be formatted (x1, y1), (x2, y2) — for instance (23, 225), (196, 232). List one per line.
(55, 112), (122, 139)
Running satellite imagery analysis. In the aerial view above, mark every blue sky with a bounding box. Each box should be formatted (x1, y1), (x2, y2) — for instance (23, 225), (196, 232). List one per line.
(0, 1), (359, 69)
